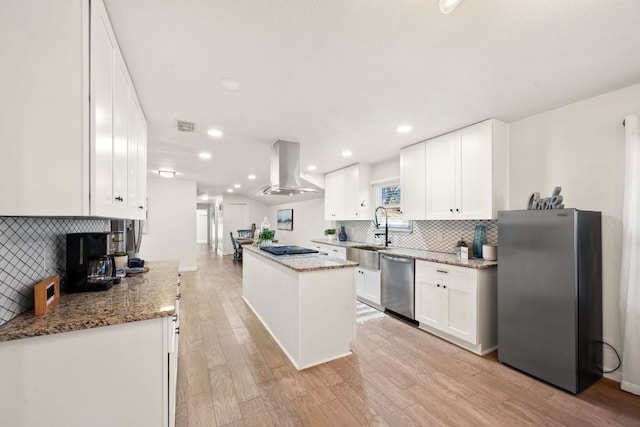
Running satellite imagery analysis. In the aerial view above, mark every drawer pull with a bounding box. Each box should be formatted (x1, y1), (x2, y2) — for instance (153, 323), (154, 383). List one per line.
(436, 269), (448, 274)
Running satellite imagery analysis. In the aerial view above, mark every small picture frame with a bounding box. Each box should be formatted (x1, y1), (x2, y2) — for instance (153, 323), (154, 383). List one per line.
(34, 275), (60, 315)
(277, 209), (293, 231)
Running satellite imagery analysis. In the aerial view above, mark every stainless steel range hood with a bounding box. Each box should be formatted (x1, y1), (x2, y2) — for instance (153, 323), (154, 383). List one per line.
(257, 140), (322, 196)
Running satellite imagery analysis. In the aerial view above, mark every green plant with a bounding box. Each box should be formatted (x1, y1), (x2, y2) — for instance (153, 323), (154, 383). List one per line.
(259, 229), (275, 241)
(324, 228), (336, 236)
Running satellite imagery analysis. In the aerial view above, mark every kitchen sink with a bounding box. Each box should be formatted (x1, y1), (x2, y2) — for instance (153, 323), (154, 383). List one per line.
(355, 245), (385, 251)
(346, 246), (382, 270)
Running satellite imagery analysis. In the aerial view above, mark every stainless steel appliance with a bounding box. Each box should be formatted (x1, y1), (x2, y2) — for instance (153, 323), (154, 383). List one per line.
(111, 219), (143, 258)
(497, 209), (602, 394)
(381, 254), (415, 319)
(66, 232), (117, 292)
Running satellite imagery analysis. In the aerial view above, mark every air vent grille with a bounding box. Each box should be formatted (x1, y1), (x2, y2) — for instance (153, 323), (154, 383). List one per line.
(176, 120), (196, 132)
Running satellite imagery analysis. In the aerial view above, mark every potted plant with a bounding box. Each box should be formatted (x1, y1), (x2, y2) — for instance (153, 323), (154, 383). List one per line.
(259, 229), (275, 247)
(324, 228), (337, 241)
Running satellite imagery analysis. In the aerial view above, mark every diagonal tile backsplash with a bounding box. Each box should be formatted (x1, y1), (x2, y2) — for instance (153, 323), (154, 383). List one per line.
(339, 219), (498, 253)
(0, 217), (110, 326)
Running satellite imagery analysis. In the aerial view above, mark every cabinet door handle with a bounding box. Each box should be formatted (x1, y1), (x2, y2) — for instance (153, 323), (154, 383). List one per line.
(443, 285), (447, 289)
(437, 284), (440, 287)
(450, 208), (454, 213)
(436, 269), (448, 274)
(138, 205), (144, 209)
(455, 208), (460, 213)
(176, 293), (181, 300)
(173, 314), (178, 322)
(175, 327), (180, 335)
(115, 196), (124, 202)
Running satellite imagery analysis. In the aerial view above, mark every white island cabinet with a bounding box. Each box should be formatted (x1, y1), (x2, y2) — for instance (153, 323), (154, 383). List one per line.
(242, 246), (357, 369)
(0, 0), (147, 219)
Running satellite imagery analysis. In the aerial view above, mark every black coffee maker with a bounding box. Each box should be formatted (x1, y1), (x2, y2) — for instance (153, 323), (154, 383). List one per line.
(66, 232), (118, 292)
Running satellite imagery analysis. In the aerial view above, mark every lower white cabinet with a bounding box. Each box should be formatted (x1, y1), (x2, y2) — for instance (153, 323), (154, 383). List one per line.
(0, 310), (179, 427)
(355, 267), (381, 306)
(311, 242), (347, 260)
(415, 260), (497, 355)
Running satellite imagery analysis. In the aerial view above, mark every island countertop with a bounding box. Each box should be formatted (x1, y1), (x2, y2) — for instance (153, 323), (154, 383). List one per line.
(244, 245), (358, 272)
(311, 239), (497, 269)
(0, 260), (179, 343)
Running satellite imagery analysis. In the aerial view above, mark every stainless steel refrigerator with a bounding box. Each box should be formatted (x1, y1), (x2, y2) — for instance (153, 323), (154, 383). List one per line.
(497, 209), (602, 394)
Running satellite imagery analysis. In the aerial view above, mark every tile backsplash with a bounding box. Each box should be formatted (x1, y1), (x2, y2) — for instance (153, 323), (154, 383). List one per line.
(0, 217), (110, 326)
(339, 219), (498, 253)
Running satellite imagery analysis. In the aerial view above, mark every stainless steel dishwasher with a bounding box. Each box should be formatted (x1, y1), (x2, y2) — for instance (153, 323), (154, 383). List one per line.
(380, 255), (415, 319)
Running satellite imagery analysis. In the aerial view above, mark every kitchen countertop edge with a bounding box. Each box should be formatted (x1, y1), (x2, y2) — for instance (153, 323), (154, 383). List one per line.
(0, 260), (179, 343)
(244, 245), (358, 272)
(311, 239), (497, 269)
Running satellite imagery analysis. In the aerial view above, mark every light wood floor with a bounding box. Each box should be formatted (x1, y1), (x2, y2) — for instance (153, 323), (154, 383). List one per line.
(176, 245), (640, 426)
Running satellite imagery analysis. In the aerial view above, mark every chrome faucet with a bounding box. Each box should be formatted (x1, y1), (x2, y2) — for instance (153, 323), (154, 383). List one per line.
(373, 206), (391, 247)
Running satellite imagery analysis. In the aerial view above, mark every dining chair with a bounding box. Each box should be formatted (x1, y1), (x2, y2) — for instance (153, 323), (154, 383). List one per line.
(230, 232), (243, 264)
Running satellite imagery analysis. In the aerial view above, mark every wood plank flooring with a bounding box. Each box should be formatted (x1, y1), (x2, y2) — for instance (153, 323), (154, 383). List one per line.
(176, 245), (640, 426)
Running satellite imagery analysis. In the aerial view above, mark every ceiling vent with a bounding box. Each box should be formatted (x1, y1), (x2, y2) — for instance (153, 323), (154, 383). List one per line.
(176, 120), (196, 132)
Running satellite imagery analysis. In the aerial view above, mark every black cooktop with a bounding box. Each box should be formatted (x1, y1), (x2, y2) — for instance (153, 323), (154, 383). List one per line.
(260, 246), (319, 255)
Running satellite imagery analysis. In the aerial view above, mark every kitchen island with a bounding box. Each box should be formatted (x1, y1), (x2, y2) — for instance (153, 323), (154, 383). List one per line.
(242, 245), (358, 370)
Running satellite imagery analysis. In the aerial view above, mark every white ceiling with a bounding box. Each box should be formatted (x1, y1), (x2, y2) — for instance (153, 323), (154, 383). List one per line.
(104, 0), (640, 204)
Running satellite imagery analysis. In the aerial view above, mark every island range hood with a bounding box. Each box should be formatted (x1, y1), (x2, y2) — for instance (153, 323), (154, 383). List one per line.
(257, 140), (322, 196)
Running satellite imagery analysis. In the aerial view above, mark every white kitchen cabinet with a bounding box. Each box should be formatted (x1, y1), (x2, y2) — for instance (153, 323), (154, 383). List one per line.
(425, 119), (508, 220)
(324, 163), (372, 220)
(415, 260), (497, 355)
(0, 316), (179, 427)
(0, 0), (146, 219)
(311, 242), (347, 260)
(355, 267), (381, 306)
(400, 142), (427, 219)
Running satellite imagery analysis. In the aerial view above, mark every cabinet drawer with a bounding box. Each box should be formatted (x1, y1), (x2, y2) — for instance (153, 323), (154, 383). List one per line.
(312, 243), (347, 260)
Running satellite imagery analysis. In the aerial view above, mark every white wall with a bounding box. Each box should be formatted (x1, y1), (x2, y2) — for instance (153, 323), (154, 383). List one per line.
(138, 178), (198, 271)
(508, 82), (640, 379)
(267, 198), (326, 247)
(371, 157), (400, 182)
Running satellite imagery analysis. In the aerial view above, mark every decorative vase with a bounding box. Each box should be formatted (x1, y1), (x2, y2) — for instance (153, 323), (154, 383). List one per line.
(472, 224), (487, 258)
(338, 226), (348, 242)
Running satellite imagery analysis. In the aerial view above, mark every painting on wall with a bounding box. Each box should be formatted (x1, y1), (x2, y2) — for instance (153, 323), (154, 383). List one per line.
(277, 209), (293, 231)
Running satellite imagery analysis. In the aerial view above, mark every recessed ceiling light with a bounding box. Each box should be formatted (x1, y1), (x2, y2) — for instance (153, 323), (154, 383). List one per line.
(207, 129), (223, 137)
(219, 78), (241, 91)
(307, 165), (317, 171)
(158, 170), (175, 178)
(247, 174), (256, 180)
(227, 188), (234, 193)
(234, 184), (241, 188)
(199, 152), (212, 160)
(439, 0), (462, 14)
(397, 125), (413, 133)
(342, 150), (352, 157)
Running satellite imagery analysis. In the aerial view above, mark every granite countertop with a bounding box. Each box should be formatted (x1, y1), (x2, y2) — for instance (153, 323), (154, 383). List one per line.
(0, 260), (179, 343)
(312, 239), (497, 269)
(244, 245), (358, 272)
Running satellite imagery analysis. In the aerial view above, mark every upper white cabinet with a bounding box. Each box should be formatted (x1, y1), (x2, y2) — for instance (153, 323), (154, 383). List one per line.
(426, 119), (508, 220)
(0, 0), (147, 220)
(324, 163), (372, 220)
(398, 119), (508, 221)
(400, 142), (426, 219)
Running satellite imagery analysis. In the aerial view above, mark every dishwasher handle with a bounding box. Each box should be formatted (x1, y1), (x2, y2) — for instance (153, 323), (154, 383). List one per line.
(381, 255), (413, 263)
